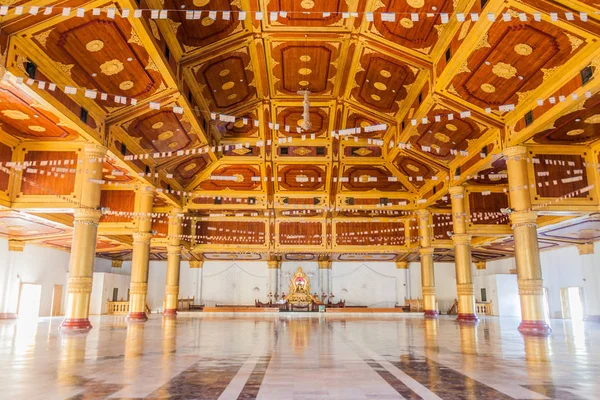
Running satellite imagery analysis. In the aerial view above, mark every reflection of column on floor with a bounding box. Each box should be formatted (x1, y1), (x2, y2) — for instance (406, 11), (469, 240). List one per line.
(523, 336), (551, 387)
(578, 243), (600, 321)
(161, 317), (177, 383)
(57, 334), (87, 385)
(125, 323), (145, 360)
(459, 323), (479, 397)
(190, 261), (204, 305)
(423, 318), (439, 386)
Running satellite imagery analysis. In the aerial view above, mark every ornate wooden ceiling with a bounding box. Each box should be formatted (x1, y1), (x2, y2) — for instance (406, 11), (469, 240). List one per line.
(0, 0), (599, 260)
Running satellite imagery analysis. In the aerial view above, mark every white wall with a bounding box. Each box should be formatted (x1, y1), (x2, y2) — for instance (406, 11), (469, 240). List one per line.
(331, 262), (396, 307)
(201, 261), (268, 307)
(0, 238), (116, 318)
(407, 261), (458, 312)
(89, 272), (131, 315)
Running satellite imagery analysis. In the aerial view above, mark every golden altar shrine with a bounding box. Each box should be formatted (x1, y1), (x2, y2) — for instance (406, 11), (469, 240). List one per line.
(284, 267), (320, 311)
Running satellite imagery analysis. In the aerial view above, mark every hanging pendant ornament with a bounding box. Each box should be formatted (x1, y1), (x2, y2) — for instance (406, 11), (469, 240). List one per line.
(297, 89), (312, 131)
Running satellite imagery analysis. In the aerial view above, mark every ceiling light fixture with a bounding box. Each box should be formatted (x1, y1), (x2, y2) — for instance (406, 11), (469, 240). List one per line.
(297, 89), (312, 131)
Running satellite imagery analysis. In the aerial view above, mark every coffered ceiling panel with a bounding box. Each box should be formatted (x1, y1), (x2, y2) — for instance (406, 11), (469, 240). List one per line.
(348, 48), (420, 116)
(118, 109), (199, 156)
(162, 0), (245, 53)
(269, 39), (341, 97)
(165, 154), (212, 188)
(341, 165), (406, 192)
(393, 154), (437, 188)
(0, 211), (69, 239)
(530, 92), (600, 144)
(27, 12), (166, 113)
(214, 109), (261, 140)
(191, 49), (258, 112)
(264, 0), (365, 29)
(274, 105), (332, 137)
(276, 164), (327, 191)
(445, 8), (589, 112)
(343, 108), (392, 139)
(196, 164), (262, 191)
(0, 82), (78, 141)
(467, 158), (507, 185)
(369, 0), (455, 56)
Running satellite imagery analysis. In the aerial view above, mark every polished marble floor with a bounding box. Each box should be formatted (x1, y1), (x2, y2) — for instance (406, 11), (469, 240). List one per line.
(0, 313), (599, 399)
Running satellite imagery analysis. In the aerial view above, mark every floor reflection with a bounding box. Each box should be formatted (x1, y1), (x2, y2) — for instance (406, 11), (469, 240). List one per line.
(0, 314), (597, 399)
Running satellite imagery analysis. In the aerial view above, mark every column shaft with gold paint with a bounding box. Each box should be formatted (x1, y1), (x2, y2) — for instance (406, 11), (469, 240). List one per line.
(267, 257), (280, 301)
(505, 146), (551, 335)
(128, 186), (154, 321)
(417, 210), (438, 318)
(318, 259), (332, 298)
(163, 209), (183, 316)
(61, 144), (106, 332)
(449, 186), (478, 322)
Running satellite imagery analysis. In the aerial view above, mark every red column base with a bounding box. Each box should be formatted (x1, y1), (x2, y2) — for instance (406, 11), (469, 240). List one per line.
(162, 309), (177, 316)
(127, 312), (148, 321)
(456, 313), (479, 323)
(424, 310), (439, 318)
(518, 320), (552, 336)
(60, 318), (92, 332)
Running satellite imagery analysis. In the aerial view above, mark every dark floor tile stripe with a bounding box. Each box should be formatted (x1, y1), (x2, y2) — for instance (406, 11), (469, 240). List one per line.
(389, 355), (513, 400)
(523, 384), (588, 400)
(365, 359), (423, 400)
(145, 356), (247, 400)
(236, 355), (272, 400)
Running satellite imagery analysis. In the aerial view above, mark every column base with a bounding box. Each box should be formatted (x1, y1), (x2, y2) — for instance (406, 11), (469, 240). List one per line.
(518, 320), (552, 336)
(59, 318), (92, 332)
(127, 312), (148, 322)
(424, 310), (439, 318)
(584, 315), (600, 322)
(456, 313), (479, 323)
(0, 313), (17, 319)
(162, 309), (177, 316)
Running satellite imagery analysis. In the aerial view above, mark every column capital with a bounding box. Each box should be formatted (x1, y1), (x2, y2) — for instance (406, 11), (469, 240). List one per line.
(416, 209), (430, 220)
(577, 243), (594, 255)
(73, 208), (102, 225)
(503, 146), (528, 158)
(448, 185), (466, 196)
(318, 260), (332, 269)
(510, 210), (538, 229)
(190, 260), (204, 268)
(395, 261), (408, 269)
(475, 261), (486, 270)
(267, 260), (281, 269)
(452, 233), (472, 245)
(167, 244), (183, 256)
(132, 232), (153, 244)
(83, 143), (107, 158)
(7, 239), (25, 252)
(137, 185), (156, 198)
(419, 247), (434, 255)
(112, 260), (123, 269)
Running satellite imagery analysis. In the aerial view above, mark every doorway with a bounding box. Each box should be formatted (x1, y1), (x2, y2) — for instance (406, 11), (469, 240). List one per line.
(18, 283), (42, 321)
(50, 285), (63, 316)
(560, 287), (585, 320)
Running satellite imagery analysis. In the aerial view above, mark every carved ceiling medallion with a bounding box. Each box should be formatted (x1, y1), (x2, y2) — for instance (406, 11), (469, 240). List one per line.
(400, 18), (413, 29)
(406, 0), (424, 8)
(158, 131), (174, 140)
(585, 115), (600, 124)
(293, 147), (311, 156)
(168, 141), (179, 149)
(1, 110), (29, 120)
(152, 122), (164, 129)
(567, 129), (584, 136)
(514, 43), (533, 56)
(184, 163), (197, 171)
(86, 40), (104, 53)
(353, 148), (373, 156)
(100, 59), (124, 76)
(406, 164), (419, 172)
(119, 81), (134, 90)
(446, 124), (457, 131)
(492, 62), (517, 79)
(301, 0), (315, 9)
(232, 147), (251, 155)
(480, 83), (496, 93)
(380, 70), (391, 78)
(28, 125), (46, 132)
(434, 132), (450, 143)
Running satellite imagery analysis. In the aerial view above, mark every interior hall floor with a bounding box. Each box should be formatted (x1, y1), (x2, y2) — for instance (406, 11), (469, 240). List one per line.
(0, 313), (598, 400)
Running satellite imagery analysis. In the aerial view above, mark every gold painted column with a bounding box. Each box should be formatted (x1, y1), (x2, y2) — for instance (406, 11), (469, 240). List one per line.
(267, 256), (280, 302)
(163, 209), (183, 316)
(505, 146), (551, 335)
(449, 186), (478, 322)
(61, 144), (106, 332)
(395, 261), (408, 306)
(318, 258), (332, 300)
(127, 186), (154, 321)
(417, 210), (438, 318)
